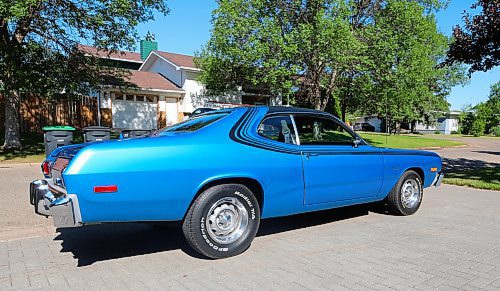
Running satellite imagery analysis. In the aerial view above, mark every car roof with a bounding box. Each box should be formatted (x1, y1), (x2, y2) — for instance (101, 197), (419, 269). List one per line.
(265, 106), (328, 115)
(201, 106), (332, 117)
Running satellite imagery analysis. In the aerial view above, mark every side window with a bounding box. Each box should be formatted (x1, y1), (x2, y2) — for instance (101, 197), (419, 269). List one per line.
(294, 115), (355, 145)
(258, 115), (297, 144)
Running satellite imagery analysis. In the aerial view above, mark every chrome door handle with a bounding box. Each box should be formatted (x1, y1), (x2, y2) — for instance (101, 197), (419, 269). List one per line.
(305, 153), (319, 159)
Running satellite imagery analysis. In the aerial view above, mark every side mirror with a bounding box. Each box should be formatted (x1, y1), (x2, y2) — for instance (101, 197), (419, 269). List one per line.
(353, 137), (362, 148)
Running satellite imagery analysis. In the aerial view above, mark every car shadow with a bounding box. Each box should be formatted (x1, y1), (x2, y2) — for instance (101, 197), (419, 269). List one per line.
(54, 204), (373, 266)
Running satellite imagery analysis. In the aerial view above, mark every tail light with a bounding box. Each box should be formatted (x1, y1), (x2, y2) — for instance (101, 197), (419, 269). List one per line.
(42, 161), (51, 177)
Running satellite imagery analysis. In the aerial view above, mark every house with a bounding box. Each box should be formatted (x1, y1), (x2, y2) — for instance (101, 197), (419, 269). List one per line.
(81, 40), (282, 130)
(353, 111), (460, 135)
(415, 111), (460, 134)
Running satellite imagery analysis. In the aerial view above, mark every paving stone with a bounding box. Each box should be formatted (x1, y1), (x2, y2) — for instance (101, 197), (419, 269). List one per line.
(1, 163), (500, 290)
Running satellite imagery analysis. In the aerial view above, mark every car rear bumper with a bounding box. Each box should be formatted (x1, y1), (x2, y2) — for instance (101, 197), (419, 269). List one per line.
(30, 179), (82, 228)
(432, 171), (444, 187)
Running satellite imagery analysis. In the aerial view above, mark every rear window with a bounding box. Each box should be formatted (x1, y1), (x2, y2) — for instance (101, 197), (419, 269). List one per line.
(162, 113), (227, 133)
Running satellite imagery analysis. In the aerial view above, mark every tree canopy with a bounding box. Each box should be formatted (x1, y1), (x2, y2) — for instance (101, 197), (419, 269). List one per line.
(0, 0), (169, 148)
(459, 81), (500, 136)
(197, 0), (465, 132)
(446, 0), (499, 73)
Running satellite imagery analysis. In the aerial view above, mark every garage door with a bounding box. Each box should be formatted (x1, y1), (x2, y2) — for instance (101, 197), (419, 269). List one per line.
(112, 95), (158, 130)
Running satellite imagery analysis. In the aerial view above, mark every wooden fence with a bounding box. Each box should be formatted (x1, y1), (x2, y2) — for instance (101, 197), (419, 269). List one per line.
(0, 94), (98, 133)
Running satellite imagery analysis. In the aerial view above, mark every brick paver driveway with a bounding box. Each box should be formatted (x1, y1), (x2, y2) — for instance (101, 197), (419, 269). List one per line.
(1, 163), (499, 290)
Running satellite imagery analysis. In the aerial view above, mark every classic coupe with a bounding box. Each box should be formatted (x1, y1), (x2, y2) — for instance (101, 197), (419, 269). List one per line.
(30, 106), (444, 258)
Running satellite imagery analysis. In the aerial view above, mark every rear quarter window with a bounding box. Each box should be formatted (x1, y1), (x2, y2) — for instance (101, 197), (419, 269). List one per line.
(162, 113), (228, 133)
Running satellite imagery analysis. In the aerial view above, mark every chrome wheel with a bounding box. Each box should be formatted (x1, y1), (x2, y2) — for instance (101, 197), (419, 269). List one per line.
(401, 179), (421, 209)
(206, 197), (249, 244)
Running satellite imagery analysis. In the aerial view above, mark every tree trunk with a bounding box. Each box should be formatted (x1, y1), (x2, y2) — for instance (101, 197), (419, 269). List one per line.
(313, 86), (322, 110)
(341, 103), (347, 122)
(3, 91), (22, 149)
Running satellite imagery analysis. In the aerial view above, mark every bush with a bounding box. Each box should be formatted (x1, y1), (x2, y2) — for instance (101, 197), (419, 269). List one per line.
(492, 126), (500, 137)
(451, 130), (459, 135)
(470, 118), (486, 137)
(434, 130), (441, 134)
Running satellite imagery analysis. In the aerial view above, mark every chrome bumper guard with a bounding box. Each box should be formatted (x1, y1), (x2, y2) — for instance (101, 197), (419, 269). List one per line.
(29, 179), (82, 228)
(432, 171), (444, 187)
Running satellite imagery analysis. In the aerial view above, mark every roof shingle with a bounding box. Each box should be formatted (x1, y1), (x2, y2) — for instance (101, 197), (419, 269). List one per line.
(153, 51), (197, 68)
(78, 44), (143, 63)
(125, 70), (183, 91)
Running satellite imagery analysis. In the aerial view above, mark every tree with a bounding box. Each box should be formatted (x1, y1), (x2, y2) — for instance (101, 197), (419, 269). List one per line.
(198, 0), (464, 133)
(362, 1), (465, 133)
(446, 0), (500, 72)
(197, 0), (358, 111)
(458, 82), (500, 136)
(0, 0), (169, 149)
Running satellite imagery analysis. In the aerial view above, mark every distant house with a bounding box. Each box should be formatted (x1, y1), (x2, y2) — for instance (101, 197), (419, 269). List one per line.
(81, 40), (282, 130)
(353, 111), (460, 135)
(415, 111), (460, 134)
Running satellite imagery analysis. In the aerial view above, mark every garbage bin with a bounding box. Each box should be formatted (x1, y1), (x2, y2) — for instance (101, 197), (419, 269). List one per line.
(121, 129), (151, 139)
(83, 126), (111, 143)
(42, 126), (76, 157)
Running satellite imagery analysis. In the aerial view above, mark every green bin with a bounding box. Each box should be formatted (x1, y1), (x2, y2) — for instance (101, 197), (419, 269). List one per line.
(42, 126), (76, 157)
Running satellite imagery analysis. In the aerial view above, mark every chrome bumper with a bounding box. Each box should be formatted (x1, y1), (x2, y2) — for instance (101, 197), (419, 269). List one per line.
(30, 179), (82, 228)
(432, 171), (444, 187)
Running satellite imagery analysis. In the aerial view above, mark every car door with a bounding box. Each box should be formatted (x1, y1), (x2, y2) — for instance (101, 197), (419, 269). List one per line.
(293, 114), (384, 205)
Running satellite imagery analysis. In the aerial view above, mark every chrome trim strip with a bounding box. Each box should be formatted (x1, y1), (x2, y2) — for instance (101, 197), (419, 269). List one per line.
(289, 114), (301, 145)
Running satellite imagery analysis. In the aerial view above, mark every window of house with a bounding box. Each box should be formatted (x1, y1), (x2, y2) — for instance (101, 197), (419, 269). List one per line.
(125, 95), (134, 101)
(293, 115), (355, 145)
(136, 95), (146, 102)
(115, 93), (124, 100)
(146, 96), (156, 103)
(258, 115), (297, 144)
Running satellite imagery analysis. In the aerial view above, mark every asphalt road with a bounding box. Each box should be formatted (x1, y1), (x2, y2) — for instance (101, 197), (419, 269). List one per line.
(0, 137), (498, 290)
(429, 136), (500, 171)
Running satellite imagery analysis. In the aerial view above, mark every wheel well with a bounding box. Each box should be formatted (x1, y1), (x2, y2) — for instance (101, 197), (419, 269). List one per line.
(407, 167), (425, 184)
(190, 177), (264, 216)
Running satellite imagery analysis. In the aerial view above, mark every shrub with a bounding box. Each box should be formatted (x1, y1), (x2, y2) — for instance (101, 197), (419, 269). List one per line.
(492, 126), (500, 137)
(470, 118), (486, 137)
(434, 130), (441, 134)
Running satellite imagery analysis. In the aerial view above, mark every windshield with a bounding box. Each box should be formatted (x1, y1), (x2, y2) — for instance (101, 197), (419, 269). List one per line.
(161, 113), (228, 133)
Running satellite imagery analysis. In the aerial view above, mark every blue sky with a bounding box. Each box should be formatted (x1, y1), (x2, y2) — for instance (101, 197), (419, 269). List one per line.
(137, 0), (498, 110)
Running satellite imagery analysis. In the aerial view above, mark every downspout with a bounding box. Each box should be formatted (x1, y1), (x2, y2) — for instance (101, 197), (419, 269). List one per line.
(97, 90), (101, 126)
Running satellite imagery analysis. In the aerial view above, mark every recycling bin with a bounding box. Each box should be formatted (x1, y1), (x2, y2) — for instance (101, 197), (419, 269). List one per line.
(121, 129), (151, 139)
(83, 126), (111, 143)
(42, 126), (75, 157)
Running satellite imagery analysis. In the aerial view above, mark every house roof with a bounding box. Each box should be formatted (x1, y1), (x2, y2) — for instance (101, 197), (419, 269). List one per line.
(125, 70), (183, 92)
(78, 45), (143, 63)
(78, 45), (198, 69)
(153, 51), (197, 69)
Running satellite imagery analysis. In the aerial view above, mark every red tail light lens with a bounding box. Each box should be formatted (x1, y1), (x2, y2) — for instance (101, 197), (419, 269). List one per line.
(94, 185), (118, 193)
(42, 161), (51, 176)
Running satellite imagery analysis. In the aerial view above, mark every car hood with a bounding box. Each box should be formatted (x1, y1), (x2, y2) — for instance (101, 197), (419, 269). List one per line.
(380, 147), (440, 157)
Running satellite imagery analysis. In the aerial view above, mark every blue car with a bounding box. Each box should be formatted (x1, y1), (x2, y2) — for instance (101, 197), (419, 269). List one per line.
(30, 106), (444, 258)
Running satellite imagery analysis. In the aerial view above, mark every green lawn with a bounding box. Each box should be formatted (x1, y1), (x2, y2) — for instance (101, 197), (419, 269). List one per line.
(0, 133), (46, 164)
(358, 132), (465, 149)
(444, 168), (500, 191)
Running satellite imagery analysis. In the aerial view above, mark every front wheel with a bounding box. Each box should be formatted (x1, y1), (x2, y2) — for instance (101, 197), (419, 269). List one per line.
(386, 170), (423, 216)
(182, 184), (261, 259)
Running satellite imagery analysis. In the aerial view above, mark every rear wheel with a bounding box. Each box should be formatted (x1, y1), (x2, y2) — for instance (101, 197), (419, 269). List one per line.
(386, 170), (423, 216)
(182, 184), (260, 259)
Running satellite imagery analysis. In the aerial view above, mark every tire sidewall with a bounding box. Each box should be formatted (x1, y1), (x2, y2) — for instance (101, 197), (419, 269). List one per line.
(191, 185), (260, 258)
(396, 172), (423, 215)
